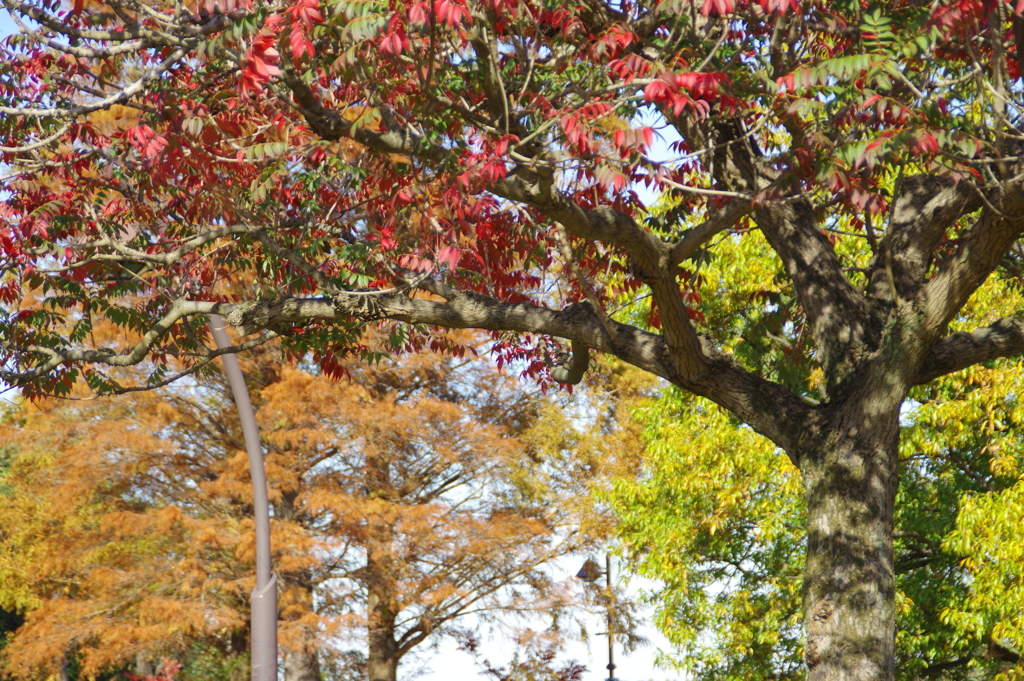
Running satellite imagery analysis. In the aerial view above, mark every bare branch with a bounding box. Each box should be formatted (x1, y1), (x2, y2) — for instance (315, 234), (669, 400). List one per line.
(7, 8), (149, 58)
(669, 196), (753, 266)
(2, 0), (229, 42)
(914, 317), (1024, 384)
(865, 176), (981, 303)
(0, 123), (71, 153)
(65, 222), (255, 266)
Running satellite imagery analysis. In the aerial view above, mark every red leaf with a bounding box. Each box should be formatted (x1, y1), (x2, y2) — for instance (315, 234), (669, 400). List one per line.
(701, 0), (734, 16)
(560, 114), (582, 145)
(290, 29), (314, 60)
(862, 94), (882, 109)
(292, 0), (323, 29)
(642, 127), (654, 149)
(240, 28), (282, 95)
(493, 134), (517, 157)
(643, 80), (669, 102)
(398, 254), (434, 273)
(759, 0), (800, 12)
(379, 32), (403, 54)
(437, 246), (461, 271)
(409, 2), (429, 24)
(580, 102), (612, 119)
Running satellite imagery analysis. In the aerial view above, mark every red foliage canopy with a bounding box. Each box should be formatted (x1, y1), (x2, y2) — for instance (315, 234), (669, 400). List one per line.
(4, 0), (1024, 678)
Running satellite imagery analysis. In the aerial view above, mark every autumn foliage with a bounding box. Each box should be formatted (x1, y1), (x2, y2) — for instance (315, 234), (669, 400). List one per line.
(0, 337), (619, 679)
(6, 0), (1024, 678)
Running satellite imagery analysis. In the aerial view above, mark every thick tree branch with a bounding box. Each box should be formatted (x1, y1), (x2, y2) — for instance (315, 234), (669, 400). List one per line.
(229, 284), (812, 455)
(549, 340), (591, 385)
(865, 176), (981, 303)
(919, 180), (1024, 340)
(914, 317), (1024, 384)
(490, 173), (707, 380)
(753, 200), (878, 393)
(669, 196), (752, 266)
(1, 277), (812, 454)
(278, 59), (446, 162)
(667, 113), (874, 394)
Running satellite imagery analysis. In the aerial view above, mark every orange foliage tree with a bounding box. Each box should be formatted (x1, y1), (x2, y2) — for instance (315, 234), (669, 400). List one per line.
(0, 337), (629, 681)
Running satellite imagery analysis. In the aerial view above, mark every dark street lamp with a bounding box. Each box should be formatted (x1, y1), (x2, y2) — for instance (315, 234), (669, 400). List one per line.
(577, 555), (618, 681)
(209, 315), (278, 681)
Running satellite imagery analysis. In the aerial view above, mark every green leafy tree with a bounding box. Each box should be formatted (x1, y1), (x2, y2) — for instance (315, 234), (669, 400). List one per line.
(609, 228), (1024, 680)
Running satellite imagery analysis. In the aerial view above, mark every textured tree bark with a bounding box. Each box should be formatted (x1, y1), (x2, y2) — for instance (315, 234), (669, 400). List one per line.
(366, 450), (399, 681)
(799, 395), (902, 681)
(282, 650), (321, 681)
(275, 492), (323, 681)
(134, 653), (155, 678)
(367, 589), (399, 681)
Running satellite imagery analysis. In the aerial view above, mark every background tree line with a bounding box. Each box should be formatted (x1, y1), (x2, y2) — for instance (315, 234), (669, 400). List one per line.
(0, 328), (650, 681)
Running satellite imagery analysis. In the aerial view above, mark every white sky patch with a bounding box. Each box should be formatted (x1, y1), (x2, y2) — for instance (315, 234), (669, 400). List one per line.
(412, 558), (683, 681)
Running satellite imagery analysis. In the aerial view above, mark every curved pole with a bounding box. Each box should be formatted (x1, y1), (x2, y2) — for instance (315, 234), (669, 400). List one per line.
(208, 315), (278, 681)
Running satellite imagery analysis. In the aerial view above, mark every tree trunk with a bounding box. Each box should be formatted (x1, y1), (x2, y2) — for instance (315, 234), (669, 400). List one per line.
(275, 493), (322, 681)
(282, 650), (320, 681)
(366, 650), (398, 681)
(800, 397), (901, 681)
(367, 590), (399, 681)
(365, 447), (400, 681)
(135, 653), (155, 678)
(58, 652), (70, 681)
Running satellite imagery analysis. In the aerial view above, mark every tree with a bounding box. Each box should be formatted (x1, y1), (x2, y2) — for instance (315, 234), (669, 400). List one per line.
(0, 337), (615, 681)
(605, 218), (808, 680)
(612, 357), (1024, 681)
(607, 224), (1024, 680)
(3, 0), (1024, 678)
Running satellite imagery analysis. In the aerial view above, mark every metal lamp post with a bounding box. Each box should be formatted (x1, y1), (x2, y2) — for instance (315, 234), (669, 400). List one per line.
(209, 315), (278, 681)
(577, 556), (618, 681)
